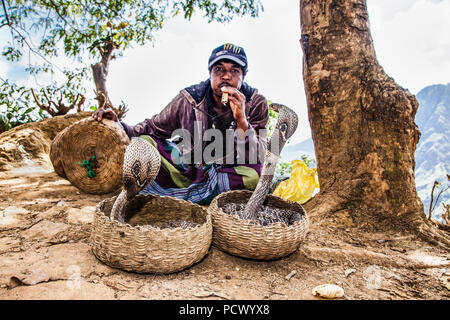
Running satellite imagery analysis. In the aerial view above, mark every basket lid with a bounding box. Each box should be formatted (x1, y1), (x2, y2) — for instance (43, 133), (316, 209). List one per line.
(50, 117), (130, 194)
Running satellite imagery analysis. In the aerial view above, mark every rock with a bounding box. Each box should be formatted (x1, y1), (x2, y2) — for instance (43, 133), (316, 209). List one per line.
(0, 237), (21, 254)
(11, 269), (50, 286)
(0, 243), (115, 287)
(0, 112), (91, 173)
(443, 278), (450, 291)
(312, 284), (345, 299)
(4, 280), (115, 299)
(22, 220), (70, 243)
(406, 250), (450, 267)
(66, 206), (95, 224)
(0, 206), (30, 229)
(38, 206), (63, 219)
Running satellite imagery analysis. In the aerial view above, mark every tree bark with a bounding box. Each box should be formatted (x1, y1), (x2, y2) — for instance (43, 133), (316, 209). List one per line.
(299, 0), (428, 231)
(91, 42), (115, 109)
(91, 42), (128, 120)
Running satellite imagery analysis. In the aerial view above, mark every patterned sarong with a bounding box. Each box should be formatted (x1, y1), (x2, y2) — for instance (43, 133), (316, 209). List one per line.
(139, 135), (262, 205)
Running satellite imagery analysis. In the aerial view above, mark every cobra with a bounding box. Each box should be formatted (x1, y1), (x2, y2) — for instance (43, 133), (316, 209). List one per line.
(110, 138), (199, 229)
(110, 138), (161, 223)
(233, 103), (299, 224)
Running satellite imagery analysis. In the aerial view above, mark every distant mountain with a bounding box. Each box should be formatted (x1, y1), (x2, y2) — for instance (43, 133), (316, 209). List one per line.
(280, 137), (315, 163)
(414, 83), (450, 220)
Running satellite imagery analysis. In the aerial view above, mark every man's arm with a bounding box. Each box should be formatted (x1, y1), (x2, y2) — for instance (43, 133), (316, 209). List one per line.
(122, 93), (187, 139)
(93, 93), (187, 140)
(234, 94), (269, 164)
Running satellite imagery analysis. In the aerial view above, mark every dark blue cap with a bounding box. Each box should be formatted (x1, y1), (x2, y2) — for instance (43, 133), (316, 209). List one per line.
(208, 43), (248, 75)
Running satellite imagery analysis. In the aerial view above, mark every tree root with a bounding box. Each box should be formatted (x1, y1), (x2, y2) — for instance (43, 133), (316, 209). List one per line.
(300, 246), (402, 267)
(431, 220), (450, 232)
(416, 222), (450, 251)
(300, 246), (449, 269)
(302, 192), (346, 224)
(304, 192), (450, 252)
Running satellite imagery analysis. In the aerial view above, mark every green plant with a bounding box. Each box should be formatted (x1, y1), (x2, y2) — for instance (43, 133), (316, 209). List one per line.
(300, 154), (316, 168)
(1, 0), (263, 120)
(0, 80), (46, 133)
(275, 160), (292, 178)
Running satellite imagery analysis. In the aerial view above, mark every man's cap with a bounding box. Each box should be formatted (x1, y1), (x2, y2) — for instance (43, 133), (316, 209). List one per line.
(208, 43), (248, 75)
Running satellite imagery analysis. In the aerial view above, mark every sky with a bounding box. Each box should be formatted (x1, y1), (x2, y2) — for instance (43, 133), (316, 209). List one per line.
(1, 0), (449, 144)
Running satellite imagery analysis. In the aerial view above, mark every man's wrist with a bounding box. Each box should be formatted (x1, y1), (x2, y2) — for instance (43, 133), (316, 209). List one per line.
(236, 117), (249, 132)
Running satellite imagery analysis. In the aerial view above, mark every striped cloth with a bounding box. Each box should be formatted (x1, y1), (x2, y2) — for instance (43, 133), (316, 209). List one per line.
(139, 135), (262, 205)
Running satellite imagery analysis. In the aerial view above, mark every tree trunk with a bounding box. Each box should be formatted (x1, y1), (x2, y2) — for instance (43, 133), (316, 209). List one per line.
(91, 41), (130, 120)
(299, 0), (428, 231)
(91, 42), (115, 110)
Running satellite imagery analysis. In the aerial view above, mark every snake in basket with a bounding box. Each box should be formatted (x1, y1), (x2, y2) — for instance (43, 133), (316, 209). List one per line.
(110, 137), (198, 228)
(110, 103), (300, 227)
(221, 103), (303, 226)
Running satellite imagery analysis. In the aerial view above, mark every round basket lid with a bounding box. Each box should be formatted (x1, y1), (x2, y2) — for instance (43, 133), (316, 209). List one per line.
(51, 117), (130, 194)
(50, 126), (70, 178)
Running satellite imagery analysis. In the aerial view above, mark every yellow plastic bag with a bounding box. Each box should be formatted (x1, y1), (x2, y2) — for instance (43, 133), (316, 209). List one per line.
(273, 159), (320, 204)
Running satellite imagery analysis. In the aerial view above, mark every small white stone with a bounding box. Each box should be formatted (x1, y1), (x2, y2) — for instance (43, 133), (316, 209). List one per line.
(345, 269), (357, 277)
(4, 206), (29, 215)
(56, 200), (68, 207)
(312, 284), (345, 299)
(285, 270), (297, 280)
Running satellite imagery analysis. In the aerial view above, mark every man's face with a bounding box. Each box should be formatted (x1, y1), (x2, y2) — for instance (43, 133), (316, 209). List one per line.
(210, 60), (244, 99)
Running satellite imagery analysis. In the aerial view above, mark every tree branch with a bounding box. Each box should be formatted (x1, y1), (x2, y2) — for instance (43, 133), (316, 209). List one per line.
(8, 25), (64, 74)
(31, 88), (85, 116)
(76, 95), (86, 112)
(1, 0), (11, 28)
(431, 185), (449, 213)
(31, 88), (57, 117)
(47, 0), (86, 36)
(429, 182), (437, 220)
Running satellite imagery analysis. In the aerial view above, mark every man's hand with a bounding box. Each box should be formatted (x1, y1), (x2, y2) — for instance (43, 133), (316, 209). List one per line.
(92, 108), (118, 122)
(221, 86), (248, 132)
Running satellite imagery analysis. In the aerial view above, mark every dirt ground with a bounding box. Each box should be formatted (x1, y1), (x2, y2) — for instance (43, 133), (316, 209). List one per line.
(0, 114), (448, 300)
(0, 166), (449, 300)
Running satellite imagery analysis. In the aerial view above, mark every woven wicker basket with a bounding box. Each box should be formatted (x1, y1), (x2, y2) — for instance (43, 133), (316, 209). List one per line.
(90, 194), (212, 274)
(50, 125), (70, 178)
(209, 190), (309, 260)
(50, 117), (130, 194)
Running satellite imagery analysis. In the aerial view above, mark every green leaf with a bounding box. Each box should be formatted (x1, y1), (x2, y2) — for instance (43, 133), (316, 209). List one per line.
(1, 0), (262, 132)
(24, 107), (35, 114)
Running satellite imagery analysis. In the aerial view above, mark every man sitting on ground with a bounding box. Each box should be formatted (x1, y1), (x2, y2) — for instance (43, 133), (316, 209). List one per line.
(93, 43), (268, 204)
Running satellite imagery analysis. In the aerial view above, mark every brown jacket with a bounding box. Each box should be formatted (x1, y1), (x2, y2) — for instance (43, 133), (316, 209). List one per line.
(121, 79), (269, 164)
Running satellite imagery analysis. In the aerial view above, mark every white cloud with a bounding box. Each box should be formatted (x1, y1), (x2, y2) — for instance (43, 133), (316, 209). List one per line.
(109, 0), (450, 144)
(0, 59), (9, 80)
(368, 0), (450, 93)
(369, 0), (419, 21)
(2, 0), (449, 144)
(108, 0), (309, 143)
